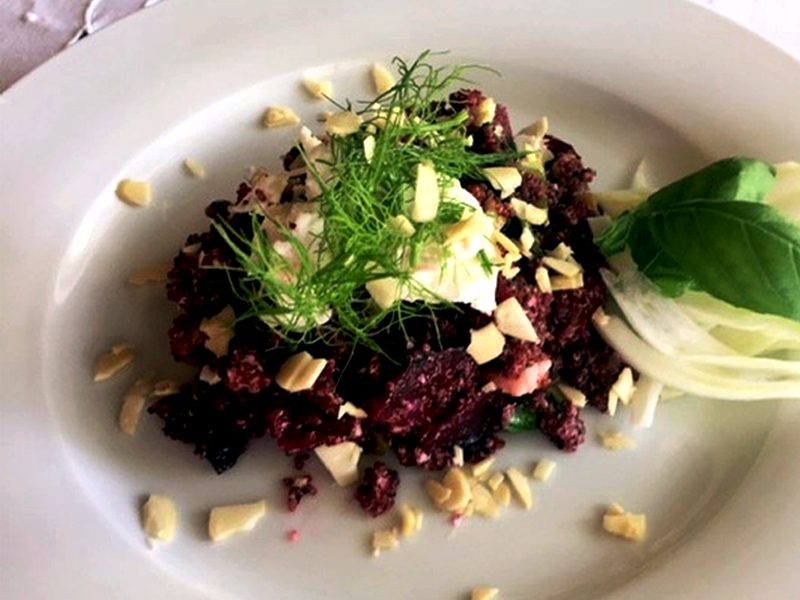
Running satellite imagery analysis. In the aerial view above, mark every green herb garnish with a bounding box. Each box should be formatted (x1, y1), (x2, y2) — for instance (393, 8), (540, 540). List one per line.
(217, 51), (523, 350)
(596, 157), (800, 322)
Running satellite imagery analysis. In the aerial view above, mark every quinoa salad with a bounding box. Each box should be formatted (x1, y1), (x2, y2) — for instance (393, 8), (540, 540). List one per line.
(105, 53), (800, 557)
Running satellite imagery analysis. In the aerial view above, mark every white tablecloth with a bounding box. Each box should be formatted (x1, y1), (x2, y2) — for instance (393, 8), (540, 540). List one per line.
(1, 0), (798, 91)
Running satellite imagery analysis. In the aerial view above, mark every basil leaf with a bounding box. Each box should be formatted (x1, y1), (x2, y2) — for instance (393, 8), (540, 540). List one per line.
(628, 216), (694, 296)
(594, 211), (637, 256)
(505, 406), (539, 432)
(648, 199), (800, 321)
(648, 157), (776, 210)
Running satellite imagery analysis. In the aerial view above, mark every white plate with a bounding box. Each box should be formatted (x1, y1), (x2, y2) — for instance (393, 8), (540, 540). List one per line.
(2, 1), (799, 599)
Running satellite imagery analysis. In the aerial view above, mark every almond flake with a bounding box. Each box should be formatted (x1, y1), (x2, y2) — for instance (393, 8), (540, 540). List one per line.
(199, 306), (235, 358)
(453, 445), (465, 467)
(371, 528), (399, 557)
(119, 395), (146, 436)
(275, 351), (327, 393)
(558, 383), (587, 407)
(486, 472), (505, 491)
(535, 266), (552, 294)
(550, 273), (585, 291)
(532, 459), (556, 482)
(127, 263), (171, 285)
(611, 367), (636, 406)
(444, 212), (485, 245)
(518, 116), (549, 138)
(471, 457), (496, 479)
(442, 467), (472, 512)
(142, 495), (177, 543)
(115, 179), (152, 207)
(399, 504), (420, 538)
(549, 242), (573, 260)
(510, 197), (548, 225)
(387, 214), (416, 237)
(94, 344), (135, 382)
(363, 135), (376, 163)
(467, 323), (506, 365)
(371, 64), (395, 94)
(208, 500), (267, 542)
(492, 482), (511, 505)
(183, 158), (207, 179)
(263, 106), (300, 128)
(483, 167), (521, 199)
(325, 111), (362, 136)
(505, 468), (533, 510)
(198, 365), (222, 385)
(494, 297), (539, 343)
(492, 229), (520, 255)
(424, 479), (452, 507)
(471, 483), (499, 518)
(302, 78), (333, 100)
(151, 379), (180, 398)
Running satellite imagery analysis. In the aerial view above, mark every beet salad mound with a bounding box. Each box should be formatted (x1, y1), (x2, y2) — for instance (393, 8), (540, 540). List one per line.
(149, 53), (630, 517)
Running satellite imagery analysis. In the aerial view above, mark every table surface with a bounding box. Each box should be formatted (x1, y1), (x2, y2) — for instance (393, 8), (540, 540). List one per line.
(0, 0), (798, 92)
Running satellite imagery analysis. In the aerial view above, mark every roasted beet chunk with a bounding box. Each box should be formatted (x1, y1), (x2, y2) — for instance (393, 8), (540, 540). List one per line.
(355, 462), (400, 517)
(283, 474), (318, 512)
(168, 314), (213, 365)
(225, 347), (274, 394)
(558, 330), (626, 412)
(528, 392), (586, 452)
(448, 88), (515, 154)
(167, 237), (234, 318)
(371, 348), (511, 470)
(464, 182), (514, 219)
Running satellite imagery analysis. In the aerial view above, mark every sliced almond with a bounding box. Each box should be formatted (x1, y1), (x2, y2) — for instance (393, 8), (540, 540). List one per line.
(208, 500), (267, 542)
(519, 225), (535, 257)
(302, 78), (333, 100)
(475, 98), (496, 126)
(611, 367), (636, 406)
(558, 383), (587, 407)
(467, 323), (506, 366)
(542, 256), (582, 277)
(534, 266), (552, 294)
(603, 505), (646, 541)
(492, 230), (520, 255)
(263, 106), (300, 128)
(151, 379), (180, 398)
(483, 167), (522, 199)
(183, 158), (207, 179)
(532, 459), (556, 482)
(505, 468), (533, 510)
(424, 479), (452, 507)
(141, 494), (177, 543)
(607, 391), (619, 417)
(325, 111), (363, 136)
(371, 64), (395, 94)
(494, 297), (539, 343)
(549, 242), (573, 260)
(510, 197), (548, 225)
(115, 179), (152, 207)
(127, 263), (171, 285)
(94, 344), (135, 382)
(337, 402), (368, 420)
(275, 351), (327, 393)
(119, 395), (146, 436)
(492, 482), (511, 505)
(519, 117), (549, 138)
(410, 162), (440, 222)
(399, 504), (420, 538)
(199, 306), (236, 358)
(314, 442), (362, 486)
(371, 528), (399, 557)
(444, 212), (485, 245)
(599, 431), (637, 451)
(472, 588), (500, 600)
(198, 365), (222, 385)
(471, 457), (496, 479)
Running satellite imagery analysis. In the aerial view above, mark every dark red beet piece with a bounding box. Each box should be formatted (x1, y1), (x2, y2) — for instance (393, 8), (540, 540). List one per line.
(355, 462), (400, 517)
(283, 474), (318, 512)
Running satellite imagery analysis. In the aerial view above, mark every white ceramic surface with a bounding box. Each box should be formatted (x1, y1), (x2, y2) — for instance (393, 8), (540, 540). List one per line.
(2, 1), (799, 599)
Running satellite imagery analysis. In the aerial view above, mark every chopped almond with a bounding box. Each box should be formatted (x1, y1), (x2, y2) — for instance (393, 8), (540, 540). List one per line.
(610, 367), (636, 407)
(127, 263), (171, 285)
(444, 212), (485, 245)
(151, 379), (179, 398)
(363, 135), (376, 163)
(599, 431), (637, 451)
(505, 468), (533, 510)
(302, 78), (333, 100)
(483, 167), (522, 199)
(531, 459), (556, 482)
(371, 64), (395, 94)
(141, 494), (177, 543)
(199, 306), (235, 358)
(472, 588), (499, 600)
(510, 197), (548, 225)
(475, 98), (496, 126)
(119, 395), (146, 436)
(486, 472), (504, 491)
(542, 256), (582, 277)
(548, 242), (573, 260)
(453, 445), (465, 467)
(442, 467), (473, 512)
(551, 273), (585, 291)
(275, 351), (327, 392)
(387, 214), (416, 237)
(198, 365), (221, 385)
(411, 162), (440, 222)
(471, 457), (495, 479)
(93, 344), (134, 382)
(325, 111), (362, 136)
(534, 266), (552, 294)
(558, 383), (587, 407)
(371, 528), (399, 557)
(471, 483), (499, 518)
(337, 402), (368, 420)
(314, 442), (362, 486)
(494, 297), (539, 343)
(492, 482), (511, 505)
(424, 479), (452, 507)
(519, 116), (549, 138)
(263, 106), (300, 128)
(115, 179), (152, 207)
(208, 500), (267, 542)
(398, 504), (422, 538)
(603, 504), (646, 541)
(183, 158), (207, 179)
(467, 323), (506, 365)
